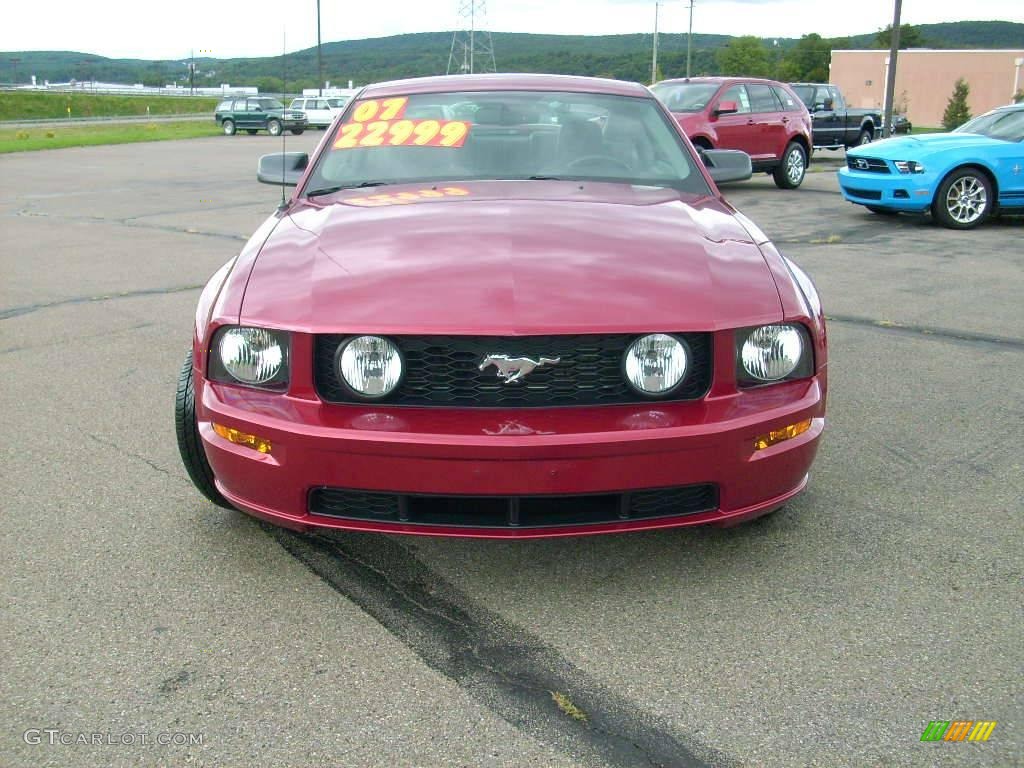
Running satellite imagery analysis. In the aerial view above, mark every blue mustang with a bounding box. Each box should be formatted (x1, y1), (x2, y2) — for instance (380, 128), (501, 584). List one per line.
(839, 103), (1024, 229)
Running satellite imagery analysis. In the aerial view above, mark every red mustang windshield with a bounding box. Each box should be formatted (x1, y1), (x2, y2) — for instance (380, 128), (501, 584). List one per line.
(303, 90), (708, 194)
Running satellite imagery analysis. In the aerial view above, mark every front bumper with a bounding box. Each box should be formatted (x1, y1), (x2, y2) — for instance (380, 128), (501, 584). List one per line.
(838, 166), (934, 211)
(197, 373), (826, 538)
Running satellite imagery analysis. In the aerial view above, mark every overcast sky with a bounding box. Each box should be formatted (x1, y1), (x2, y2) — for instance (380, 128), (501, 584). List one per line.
(3, 0), (1022, 59)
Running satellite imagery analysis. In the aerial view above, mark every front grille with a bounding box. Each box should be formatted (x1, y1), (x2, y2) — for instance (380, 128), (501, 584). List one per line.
(847, 157), (890, 173)
(308, 484), (719, 528)
(843, 186), (883, 201)
(314, 333), (712, 407)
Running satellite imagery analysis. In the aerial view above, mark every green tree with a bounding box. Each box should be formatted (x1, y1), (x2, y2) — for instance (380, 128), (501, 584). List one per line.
(942, 78), (971, 130)
(1015, 90), (1024, 104)
(252, 76), (283, 94)
(778, 34), (832, 82)
(875, 24), (927, 49)
(716, 36), (771, 77)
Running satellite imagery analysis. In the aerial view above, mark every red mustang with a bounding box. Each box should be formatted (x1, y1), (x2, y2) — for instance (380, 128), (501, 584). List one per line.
(175, 74), (827, 538)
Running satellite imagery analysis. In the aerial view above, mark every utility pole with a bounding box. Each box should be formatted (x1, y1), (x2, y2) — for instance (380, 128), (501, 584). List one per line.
(686, 0), (694, 79)
(189, 49), (195, 95)
(882, 0), (902, 138)
(651, 1), (659, 85)
(316, 0), (323, 96)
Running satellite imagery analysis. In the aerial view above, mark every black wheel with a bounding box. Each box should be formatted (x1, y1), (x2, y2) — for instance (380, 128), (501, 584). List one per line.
(773, 142), (806, 189)
(246, 129), (257, 135)
(931, 168), (993, 229)
(291, 128), (304, 135)
(175, 351), (233, 509)
(222, 119), (236, 136)
(267, 119), (282, 137)
(866, 205), (899, 216)
(853, 128), (872, 147)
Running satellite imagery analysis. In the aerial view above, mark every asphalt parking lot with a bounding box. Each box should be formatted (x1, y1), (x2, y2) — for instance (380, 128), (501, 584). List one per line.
(1, 134), (1021, 768)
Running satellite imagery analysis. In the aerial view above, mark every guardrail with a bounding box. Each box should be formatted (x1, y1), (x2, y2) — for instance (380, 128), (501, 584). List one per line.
(0, 114), (213, 128)
(0, 84), (251, 97)
(0, 113), (209, 123)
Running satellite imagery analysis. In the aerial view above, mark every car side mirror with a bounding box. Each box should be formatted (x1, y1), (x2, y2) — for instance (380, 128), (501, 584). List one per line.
(257, 152), (309, 186)
(714, 100), (739, 116)
(701, 148), (752, 184)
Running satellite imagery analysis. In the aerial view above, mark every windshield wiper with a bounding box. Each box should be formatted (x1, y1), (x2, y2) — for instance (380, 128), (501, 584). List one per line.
(526, 175), (562, 181)
(306, 181), (388, 197)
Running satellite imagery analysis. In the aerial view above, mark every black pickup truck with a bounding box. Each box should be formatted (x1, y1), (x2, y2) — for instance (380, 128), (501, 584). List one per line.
(789, 83), (883, 149)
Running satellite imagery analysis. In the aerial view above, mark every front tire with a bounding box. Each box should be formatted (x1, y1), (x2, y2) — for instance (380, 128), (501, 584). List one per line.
(175, 351), (233, 509)
(267, 119), (282, 137)
(290, 128), (304, 135)
(222, 119), (235, 136)
(773, 142), (806, 189)
(931, 168), (993, 229)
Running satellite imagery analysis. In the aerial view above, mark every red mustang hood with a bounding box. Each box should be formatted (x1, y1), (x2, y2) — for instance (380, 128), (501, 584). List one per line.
(240, 181), (782, 334)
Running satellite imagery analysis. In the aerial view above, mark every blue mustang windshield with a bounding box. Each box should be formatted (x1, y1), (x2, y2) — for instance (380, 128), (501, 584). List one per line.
(954, 109), (1024, 142)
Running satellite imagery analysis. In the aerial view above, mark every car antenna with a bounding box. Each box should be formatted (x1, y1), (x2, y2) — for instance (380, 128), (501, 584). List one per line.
(280, 27), (287, 208)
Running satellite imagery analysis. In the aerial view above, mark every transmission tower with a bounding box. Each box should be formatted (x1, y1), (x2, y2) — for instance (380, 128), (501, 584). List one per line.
(446, 0), (497, 75)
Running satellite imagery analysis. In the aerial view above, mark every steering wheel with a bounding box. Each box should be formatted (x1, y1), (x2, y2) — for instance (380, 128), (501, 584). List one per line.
(565, 155), (633, 173)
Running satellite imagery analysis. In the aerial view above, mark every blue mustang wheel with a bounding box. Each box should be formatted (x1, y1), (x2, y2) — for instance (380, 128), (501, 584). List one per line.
(933, 169), (992, 230)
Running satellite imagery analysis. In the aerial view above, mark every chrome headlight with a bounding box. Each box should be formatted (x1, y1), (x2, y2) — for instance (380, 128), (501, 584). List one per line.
(215, 327), (288, 386)
(894, 160), (925, 174)
(624, 334), (689, 395)
(337, 335), (403, 398)
(739, 324), (810, 383)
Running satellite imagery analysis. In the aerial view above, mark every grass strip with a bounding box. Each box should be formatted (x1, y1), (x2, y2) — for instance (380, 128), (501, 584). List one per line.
(0, 120), (221, 153)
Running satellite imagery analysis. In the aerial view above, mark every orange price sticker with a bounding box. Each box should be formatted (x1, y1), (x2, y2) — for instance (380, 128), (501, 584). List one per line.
(333, 119), (471, 150)
(350, 97), (409, 123)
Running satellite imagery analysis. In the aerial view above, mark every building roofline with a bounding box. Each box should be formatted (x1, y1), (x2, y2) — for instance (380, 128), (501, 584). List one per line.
(832, 48), (1024, 54)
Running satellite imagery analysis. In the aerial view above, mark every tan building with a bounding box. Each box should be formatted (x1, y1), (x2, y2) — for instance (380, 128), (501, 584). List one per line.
(829, 49), (1024, 128)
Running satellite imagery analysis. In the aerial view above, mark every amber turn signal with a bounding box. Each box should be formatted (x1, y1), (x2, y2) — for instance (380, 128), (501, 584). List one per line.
(753, 419), (812, 451)
(213, 422), (272, 454)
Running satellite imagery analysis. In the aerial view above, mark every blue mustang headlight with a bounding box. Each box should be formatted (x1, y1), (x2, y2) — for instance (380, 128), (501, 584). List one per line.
(894, 160), (926, 174)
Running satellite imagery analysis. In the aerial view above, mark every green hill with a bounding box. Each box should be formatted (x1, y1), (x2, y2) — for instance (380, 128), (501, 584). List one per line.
(847, 20), (1024, 49)
(3, 20), (1020, 90)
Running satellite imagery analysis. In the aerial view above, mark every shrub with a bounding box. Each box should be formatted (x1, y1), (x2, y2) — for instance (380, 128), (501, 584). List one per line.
(942, 78), (971, 130)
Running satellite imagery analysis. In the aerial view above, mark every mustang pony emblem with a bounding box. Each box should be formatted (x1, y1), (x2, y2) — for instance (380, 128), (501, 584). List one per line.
(855, 158), (869, 170)
(479, 355), (561, 384)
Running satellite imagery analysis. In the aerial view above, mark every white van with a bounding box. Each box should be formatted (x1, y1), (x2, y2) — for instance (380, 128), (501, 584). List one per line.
(289, 97), (344, 129)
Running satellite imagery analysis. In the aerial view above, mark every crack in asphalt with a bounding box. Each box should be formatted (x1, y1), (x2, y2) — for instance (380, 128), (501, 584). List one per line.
(268, 527), (733, 768)
(87, 434), (180, 479)
(827, 314), (1024, 350)
(11, 207), (248, 243)
(0, 321), (156, 354)
(0, 284), (204, 321)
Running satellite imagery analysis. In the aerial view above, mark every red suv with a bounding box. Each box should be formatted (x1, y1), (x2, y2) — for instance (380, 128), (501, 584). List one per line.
(651, 77), (813, 189)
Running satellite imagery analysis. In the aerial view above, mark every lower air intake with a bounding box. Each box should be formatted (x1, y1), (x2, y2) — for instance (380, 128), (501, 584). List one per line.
(308, 484), (719, 529)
